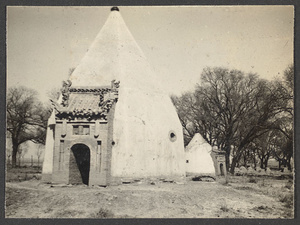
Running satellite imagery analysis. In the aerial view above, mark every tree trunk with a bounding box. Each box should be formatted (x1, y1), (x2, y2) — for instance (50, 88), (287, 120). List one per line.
(260, 157), (264, 169)
(287, 157), (291, 171)
(224, 144), (231, 172)
(243, 154), (247, 167)
(12, 143), (18, 168)
(253, 150), (257, 168)
(230, 152), (243, 174)
(230, 156), (238, 174)
(230, 146), (245, 174)
(225, 153), (230, 172)
(264, 159), (268, 170)
(282, 159), (287, 167)
(278, 160), (282, 169)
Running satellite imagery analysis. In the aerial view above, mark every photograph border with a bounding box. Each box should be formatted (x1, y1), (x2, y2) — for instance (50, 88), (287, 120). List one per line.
(0, 0), (298, 224)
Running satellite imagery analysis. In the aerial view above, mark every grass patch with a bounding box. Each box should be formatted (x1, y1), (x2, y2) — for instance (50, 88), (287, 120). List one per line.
(258, 179), (266, 187)
(248, 177), (257, 183)
(92, 208), (115, 218)
(55, 209), (83, 218)
(220, 203), (230, 212)
(284, 180), (293, 190)
(6, 166), (42, 182)
(234, 186), (254, 191)
(5, 187), (34, 217)
(279, 193), (294, 208)
(276, 174), (293, 180)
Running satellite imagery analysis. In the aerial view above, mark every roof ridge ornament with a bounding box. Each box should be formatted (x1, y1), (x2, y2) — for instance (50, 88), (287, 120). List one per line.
(61, 80), (72, 107)
(111, 6), (119, 11)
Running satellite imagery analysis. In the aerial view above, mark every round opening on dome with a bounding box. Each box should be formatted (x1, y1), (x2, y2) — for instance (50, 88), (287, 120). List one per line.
(111, 6), (119, 11)
(169, 131), (177, 142)
(112, 141), (115, 145)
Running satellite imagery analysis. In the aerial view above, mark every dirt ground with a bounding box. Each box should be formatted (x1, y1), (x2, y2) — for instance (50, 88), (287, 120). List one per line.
(5, 167), (294, 218)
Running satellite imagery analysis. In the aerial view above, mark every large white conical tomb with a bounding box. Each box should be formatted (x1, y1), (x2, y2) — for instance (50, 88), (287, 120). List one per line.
(43, 7), (185, 184)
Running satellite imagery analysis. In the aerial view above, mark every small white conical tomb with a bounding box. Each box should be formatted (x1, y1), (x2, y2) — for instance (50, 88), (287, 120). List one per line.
(185, 133), (215, 174)
(69, 7), (185, 179)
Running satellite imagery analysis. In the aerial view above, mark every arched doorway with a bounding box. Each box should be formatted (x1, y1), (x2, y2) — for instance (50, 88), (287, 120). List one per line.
(69, 144), (90, 185)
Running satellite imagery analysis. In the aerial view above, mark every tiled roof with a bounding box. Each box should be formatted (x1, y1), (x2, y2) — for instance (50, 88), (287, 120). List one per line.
(65, 93), (100, 112)
(54, 87), (118, 120)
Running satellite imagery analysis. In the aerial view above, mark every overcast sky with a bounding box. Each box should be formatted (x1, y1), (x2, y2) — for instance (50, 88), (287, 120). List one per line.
(7, 6), (294, 103)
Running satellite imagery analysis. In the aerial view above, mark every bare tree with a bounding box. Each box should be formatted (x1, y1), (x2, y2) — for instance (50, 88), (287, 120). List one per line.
(258, 65), (294, 171)
(237, 146), (257, 168)
(173, 67), (290, 173)
(270, 128), (292, 170)
(6, 86), (51, 167)
(196, 68), (276, 172)
(250, 131), (275, 170)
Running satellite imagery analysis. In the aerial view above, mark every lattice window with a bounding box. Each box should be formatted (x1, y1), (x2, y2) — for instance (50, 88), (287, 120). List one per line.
(73, 125), (90, 135)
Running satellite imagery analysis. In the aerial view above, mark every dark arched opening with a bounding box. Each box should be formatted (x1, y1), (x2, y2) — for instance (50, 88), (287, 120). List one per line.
(69, 144), (90, 185)
(220, 163), (224, 176)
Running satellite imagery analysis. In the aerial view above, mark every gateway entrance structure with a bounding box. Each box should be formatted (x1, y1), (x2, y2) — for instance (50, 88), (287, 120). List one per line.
(42, 7), (185, 186)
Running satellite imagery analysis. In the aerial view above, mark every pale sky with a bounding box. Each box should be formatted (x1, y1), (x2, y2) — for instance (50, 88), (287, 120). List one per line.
(7, 5), (294, 103)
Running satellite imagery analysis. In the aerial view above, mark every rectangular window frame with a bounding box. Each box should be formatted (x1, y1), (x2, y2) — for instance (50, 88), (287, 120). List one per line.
(73, 125), (90, 135)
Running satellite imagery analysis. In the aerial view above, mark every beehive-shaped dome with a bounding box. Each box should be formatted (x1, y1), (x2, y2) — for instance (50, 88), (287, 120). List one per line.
(185, 133), (215, 174)
(69, 7), (185, 179)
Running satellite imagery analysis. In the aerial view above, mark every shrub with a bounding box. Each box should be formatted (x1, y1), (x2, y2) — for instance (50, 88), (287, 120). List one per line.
(279, 193), (294, 208)
(248, 177), (257, 183)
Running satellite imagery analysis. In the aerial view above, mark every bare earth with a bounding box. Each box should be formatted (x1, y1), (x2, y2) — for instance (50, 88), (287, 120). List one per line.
(5, 171), (293, 218)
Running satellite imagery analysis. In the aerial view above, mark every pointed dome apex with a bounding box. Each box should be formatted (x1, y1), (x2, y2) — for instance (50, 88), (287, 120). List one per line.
(68, 6), (164, 93)
(111, 6), (119, 11)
